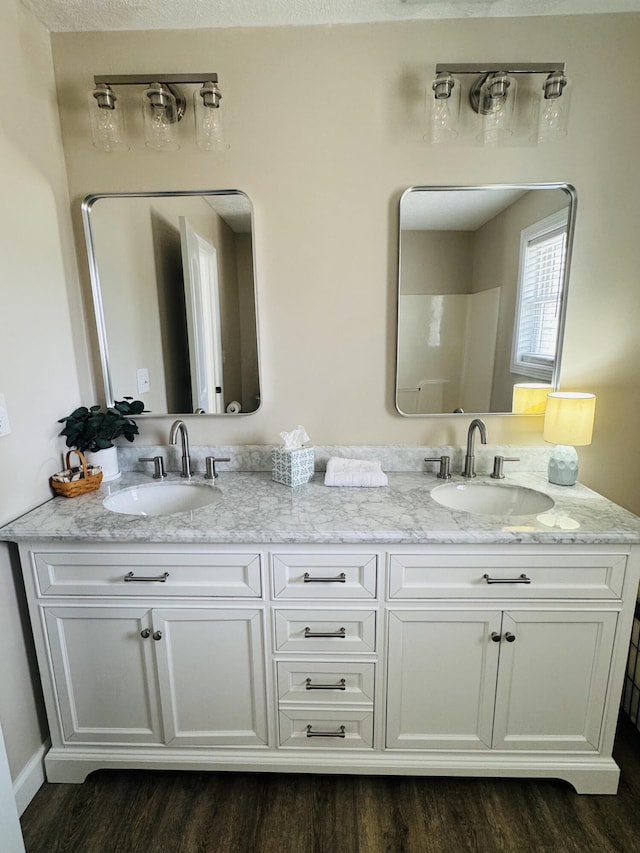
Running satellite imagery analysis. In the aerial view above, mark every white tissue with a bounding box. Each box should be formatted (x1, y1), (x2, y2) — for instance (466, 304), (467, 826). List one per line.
(279, 425), (310, 451)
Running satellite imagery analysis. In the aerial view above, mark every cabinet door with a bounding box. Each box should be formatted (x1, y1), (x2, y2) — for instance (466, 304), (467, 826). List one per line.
(44, 606), (162, 744)
(386, 609), (501, 750)
(492, 610), (618, 751)
(153, 608), (268, 747)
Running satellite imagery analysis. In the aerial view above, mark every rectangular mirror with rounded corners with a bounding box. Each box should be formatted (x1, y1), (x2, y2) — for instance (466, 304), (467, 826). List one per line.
(82, 190), (261, 416)
(396, 183), (576, 416)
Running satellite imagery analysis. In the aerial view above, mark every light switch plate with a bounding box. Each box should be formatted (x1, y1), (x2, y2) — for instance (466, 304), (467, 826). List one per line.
(136, 368), (150, 394)
(0, 393), (11, 437)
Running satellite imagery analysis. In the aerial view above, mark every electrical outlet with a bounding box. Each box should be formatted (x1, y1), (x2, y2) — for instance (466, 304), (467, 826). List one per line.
(0, 393), (11, 437)
(136, 368), (150, 395)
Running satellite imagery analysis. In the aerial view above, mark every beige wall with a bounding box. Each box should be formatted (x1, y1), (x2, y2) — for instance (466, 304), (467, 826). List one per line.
(0, 0), (84, 780)
(401, 231), (473, 295)
(49, 15), (640, 514)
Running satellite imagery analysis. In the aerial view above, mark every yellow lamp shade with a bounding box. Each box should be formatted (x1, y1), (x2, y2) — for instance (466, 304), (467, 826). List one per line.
(543, 392), (596, 446)
(512, 383), (553, 414)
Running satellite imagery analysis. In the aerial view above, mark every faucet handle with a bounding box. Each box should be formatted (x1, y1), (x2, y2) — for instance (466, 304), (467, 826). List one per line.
(139, 456), (166, 480)
(425, 456), (451, 480)
(205, 456), (231, 480)
(490, 455), (520, 480)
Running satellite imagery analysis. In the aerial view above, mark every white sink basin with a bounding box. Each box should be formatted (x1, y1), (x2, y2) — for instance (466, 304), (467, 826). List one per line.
(431, 482), (554, 517)
(103, 483), (220, 517)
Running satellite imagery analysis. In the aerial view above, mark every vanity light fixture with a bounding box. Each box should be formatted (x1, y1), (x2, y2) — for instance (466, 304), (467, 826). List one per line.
(142, 82), (183, 151)
(194, 80), (229, 152)
(88, 74), (227, 152)
(89, 83), (129, 152)
(428, 63), (568, 146)
(535, 69), (570, 143)
(543, 392), (596, 486)
(430, 71), (461, 143)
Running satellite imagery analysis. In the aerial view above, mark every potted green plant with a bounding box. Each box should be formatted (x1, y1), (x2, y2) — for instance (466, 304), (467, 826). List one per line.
(58, 398), (145, 481)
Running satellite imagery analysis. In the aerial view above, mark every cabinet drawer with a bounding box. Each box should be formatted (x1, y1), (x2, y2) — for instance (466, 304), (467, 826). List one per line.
(277, 661), (375, 704)
(274, 609), (376, 653)
(388, 552), (626, 599)
(279, 709), (373, 749)
(272, 553), (377, 599)
(33, 552), (262, 598)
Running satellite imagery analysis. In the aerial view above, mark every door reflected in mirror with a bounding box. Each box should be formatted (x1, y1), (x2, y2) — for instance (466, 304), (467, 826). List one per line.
(396, 184), (576, 416)
(82, 190), (261, 416)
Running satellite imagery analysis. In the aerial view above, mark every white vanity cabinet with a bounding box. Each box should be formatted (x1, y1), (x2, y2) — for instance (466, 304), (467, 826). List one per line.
(44, 604), (268, 747)
(272, 551), (379, 750)
(44, 604), (163, 745)
(26, 547), (269, 757)
(384, 545), (634, 793)
(13, 539), (640, 794)
(386, 607), (617, 752)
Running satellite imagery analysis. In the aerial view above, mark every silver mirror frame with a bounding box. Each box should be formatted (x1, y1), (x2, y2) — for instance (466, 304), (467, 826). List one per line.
(395, 182), (577, 417)
(81, 189), (262, 417)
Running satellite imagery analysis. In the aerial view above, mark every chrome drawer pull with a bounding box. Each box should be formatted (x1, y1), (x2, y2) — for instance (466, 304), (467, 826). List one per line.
(303, 572), (347, 583)
(483, 573), (531, 585)
(306, 724), (346, 738)
(305, 678), (346, 691)
(124, 571), (170, 583)
(304, 627), (346, 639)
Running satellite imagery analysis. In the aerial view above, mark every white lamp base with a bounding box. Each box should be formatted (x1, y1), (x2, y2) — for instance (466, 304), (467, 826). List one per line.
(548, 444), (578, 486)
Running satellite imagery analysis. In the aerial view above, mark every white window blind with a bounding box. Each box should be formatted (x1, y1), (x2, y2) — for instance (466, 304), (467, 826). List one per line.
(511, 210), (568, 381)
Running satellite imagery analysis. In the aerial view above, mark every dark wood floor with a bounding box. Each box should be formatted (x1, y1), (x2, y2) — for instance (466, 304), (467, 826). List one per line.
(20, 718), (640, 853)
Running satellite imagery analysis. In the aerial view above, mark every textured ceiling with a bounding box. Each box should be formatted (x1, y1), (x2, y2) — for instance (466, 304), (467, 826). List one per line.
(18, 0), (640, 33)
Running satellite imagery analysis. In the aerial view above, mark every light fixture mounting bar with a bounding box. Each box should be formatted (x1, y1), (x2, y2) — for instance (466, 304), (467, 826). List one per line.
(93, 73), (218, 86)
(435, 63), (564, 76)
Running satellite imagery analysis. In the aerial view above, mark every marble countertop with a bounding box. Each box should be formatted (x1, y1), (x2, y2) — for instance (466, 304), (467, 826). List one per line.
(2, 470), (640, 546)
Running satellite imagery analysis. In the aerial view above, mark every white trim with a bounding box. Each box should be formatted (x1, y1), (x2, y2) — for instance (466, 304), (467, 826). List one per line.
(0, 723), (25, 852)
(13, 739), (49, 816)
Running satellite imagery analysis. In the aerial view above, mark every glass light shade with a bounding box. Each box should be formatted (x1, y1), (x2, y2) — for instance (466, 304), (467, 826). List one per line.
(534, 73), (570, 144)
(512, 383), (553, 414)
(428, 73), (460, 143)
(477, 73), (516, 145)
(543, 392), (596, 446)
(194, 84), (229, 151)
(143, 84), (180, 151)
(88, 87), (129, 152)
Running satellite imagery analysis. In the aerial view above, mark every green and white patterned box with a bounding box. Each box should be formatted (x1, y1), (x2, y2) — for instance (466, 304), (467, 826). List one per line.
(272, 447), (315, 487)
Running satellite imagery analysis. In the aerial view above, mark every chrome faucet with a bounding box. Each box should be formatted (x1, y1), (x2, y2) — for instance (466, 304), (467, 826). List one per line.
(169, 419), (192, 479)
(462, 418), (488, 478)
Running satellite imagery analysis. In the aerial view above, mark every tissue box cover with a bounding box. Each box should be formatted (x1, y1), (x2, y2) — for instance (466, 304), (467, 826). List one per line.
(272, 447), (314, 487)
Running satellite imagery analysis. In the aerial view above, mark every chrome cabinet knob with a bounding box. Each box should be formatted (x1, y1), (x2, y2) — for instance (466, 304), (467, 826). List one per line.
(505, 632), (516, 643)
(140, 628), (151, 639)
(490, 632), (501, 642)
(152, 630), (163, 641)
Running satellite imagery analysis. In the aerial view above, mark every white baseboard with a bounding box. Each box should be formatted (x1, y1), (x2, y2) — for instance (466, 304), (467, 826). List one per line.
(13, 740), (49, 816)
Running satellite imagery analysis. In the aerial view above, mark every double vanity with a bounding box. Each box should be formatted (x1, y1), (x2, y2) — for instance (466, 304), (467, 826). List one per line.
(3, 450), (640, 794)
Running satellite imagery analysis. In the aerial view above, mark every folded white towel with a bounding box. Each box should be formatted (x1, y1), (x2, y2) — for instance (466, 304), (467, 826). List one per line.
(324, 456), (388, 488)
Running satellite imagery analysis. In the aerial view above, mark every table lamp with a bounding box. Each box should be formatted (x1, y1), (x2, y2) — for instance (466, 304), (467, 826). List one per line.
(512, 383), (553, 414)
(543, 392), (596, 485)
